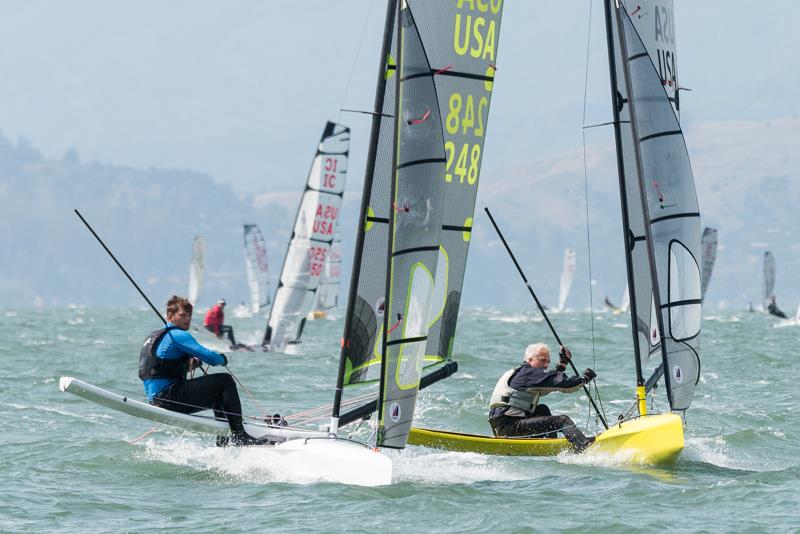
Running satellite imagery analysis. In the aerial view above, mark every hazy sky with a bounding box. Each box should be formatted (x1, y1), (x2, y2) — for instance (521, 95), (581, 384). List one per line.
(0, 1), (797, 196)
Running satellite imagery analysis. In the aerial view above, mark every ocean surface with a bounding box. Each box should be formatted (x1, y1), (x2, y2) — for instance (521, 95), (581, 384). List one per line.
(1, 306), (798, 533)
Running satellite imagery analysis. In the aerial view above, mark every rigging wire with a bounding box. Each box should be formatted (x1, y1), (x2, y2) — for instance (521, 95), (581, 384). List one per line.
(580, 0), (607, 425)
(338, 0), (375, 125)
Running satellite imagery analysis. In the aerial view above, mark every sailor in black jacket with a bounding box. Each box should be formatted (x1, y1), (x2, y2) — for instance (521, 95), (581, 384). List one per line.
(488, 343), (596, 451)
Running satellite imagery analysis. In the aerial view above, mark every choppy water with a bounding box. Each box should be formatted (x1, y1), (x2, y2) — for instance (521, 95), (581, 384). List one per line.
(1, 307), (798, 532)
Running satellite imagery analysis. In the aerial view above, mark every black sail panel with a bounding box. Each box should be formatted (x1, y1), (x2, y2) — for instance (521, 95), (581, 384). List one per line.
(378, 1), (447, 449)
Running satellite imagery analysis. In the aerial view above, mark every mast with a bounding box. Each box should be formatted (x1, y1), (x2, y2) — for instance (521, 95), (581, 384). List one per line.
(377, 0), (403, 435)
(331, 0), (398, 427)
(603, 0), (644, 387)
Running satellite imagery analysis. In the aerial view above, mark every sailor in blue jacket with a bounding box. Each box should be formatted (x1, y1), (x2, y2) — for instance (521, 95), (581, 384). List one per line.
(139, 295), (267, 446)
(488, 343), (596, 451)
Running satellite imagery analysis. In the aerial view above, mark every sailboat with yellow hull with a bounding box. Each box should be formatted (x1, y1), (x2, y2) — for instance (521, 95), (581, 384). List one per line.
(410, 0), (702, 465)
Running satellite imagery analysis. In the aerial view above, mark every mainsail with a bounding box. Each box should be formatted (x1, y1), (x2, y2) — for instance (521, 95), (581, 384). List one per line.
(243, 224), (270, 314)
(187, 236), (205, 306)
(263, 122), (350, 352)
(700, 227), (717, 301)
(606, 0), (701, 413)
(555, 248), (576, 312)
(331, 0), (503, 449)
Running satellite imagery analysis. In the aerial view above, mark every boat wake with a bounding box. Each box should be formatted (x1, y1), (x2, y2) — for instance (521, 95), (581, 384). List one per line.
(390, 449), (527, 484)
(136, 436), (378, 486)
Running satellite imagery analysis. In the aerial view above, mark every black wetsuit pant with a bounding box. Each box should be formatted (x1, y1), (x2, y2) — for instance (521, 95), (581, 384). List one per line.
(152, 374), (247, 436)
(490, 404), (590, 451)
(206, 325), (237, 346)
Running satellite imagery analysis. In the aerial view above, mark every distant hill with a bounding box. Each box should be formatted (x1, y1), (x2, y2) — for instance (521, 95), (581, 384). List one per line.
(2, 116), (799, 311)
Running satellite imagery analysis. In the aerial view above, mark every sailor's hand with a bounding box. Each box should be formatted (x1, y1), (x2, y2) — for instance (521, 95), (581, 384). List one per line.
(188, 358), (204, 372)
(582, 368), (597, 383)
(220, 353), (228, 366)
(559, 346), (571, 363)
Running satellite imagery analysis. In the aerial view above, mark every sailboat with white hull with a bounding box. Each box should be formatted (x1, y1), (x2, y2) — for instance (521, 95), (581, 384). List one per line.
(410, 0), (701, 464)
(61, 0), (502, 485)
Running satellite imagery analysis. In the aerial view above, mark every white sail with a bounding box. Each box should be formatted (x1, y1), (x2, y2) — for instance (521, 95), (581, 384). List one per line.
(263, 122), (349, 352)
(187, 236), (205, 306)
(555, 249), (576, 312)
(620, 285), (630, 313)
(243, 224), (270, 314)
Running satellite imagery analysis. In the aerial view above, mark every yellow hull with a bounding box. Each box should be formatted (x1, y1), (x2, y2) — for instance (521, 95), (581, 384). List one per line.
(408, 427), (572, 456)
(408, 413), (684, 464)
(591, 413), (684, 464)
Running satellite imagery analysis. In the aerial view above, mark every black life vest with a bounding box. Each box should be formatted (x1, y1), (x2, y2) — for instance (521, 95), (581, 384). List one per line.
(138, 326), (190, 381)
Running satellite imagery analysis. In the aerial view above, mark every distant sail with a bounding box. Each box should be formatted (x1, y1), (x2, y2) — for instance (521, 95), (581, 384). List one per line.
(263, 122), (350, 352)
(555, 249), (576, 312)
(620, 284), (630, 313)
(700, 227), (718, 301)
(187, 236), (205, 306)
(243, 224), (270, 314)
(763, 251), (776, 309)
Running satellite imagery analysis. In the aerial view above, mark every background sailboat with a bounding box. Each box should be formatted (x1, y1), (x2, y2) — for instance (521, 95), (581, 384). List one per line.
(243, 223), (270, 316)
(554, 248), (576, 313)
(700, 227), (718, 302)
(187, 236), (205, 306)
(763, 251), (787, 318)
(262, 121), (350, 352)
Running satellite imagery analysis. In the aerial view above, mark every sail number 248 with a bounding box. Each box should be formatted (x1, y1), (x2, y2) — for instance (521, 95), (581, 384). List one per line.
(444, 92), (485, 185)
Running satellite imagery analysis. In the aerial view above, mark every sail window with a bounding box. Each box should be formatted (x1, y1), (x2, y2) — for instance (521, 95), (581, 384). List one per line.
(668, 240), (701, 340)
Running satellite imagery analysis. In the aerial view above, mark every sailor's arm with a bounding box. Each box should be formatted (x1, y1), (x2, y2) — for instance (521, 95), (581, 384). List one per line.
(169, 329), (226, 366)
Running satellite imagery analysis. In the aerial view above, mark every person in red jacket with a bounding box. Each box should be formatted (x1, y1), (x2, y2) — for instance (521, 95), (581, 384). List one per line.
(204, 298), (238, 348)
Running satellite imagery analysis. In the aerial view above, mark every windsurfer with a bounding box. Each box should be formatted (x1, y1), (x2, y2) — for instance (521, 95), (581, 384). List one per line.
(204, 298), (239, 348)
(141, 295), (268, 446)
(488, 343), (596, 452)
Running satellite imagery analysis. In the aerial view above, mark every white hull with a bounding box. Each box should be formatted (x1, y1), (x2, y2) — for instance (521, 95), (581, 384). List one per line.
(59, 376), (393, 486)
(59, 377), (322, 442)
